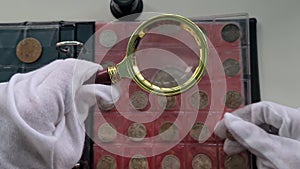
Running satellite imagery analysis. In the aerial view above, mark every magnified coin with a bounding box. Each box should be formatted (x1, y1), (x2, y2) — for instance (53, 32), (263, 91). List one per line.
(98, 123), (117, 143)
(97, 155), (117, 169)
(223, 58), (241, 77)
(225, 154), (247, 169)
(16, 37), (42, 63)
(161, 154), (181, 169)
(157, 95), (177, 110)
(130, 91), (148, 110)
(152, 67), (186, 88)
(128, 123), (147, 142)
(221, 24), (241, 42)
(192, 154), (212, 169)
(129, 155), (149, 169)
(225, 91), (243, 109)
(190, 90), (209, 109)
(159, 122), (179, 141)
(190, 122), (210, 142)
(99, 29), (118, 48)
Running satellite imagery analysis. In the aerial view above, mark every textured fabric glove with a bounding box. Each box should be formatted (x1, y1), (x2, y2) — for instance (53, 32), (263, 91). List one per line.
(214, 101), (300, 169)
(0, 59), (119, 169)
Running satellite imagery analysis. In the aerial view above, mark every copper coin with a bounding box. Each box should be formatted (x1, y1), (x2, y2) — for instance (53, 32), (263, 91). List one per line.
(190, 122), (210, 142)
(99, 30), (118, 48)
(192, 154), (212, 169)
(161, 154), (181, 169)
(16, 37), (42, 63)
(128, 123), (147, 142)
(152, 67), (186, 88)
(221, 24), (241, 42)
(225, 91), (243, 109)
(190, 90), (209, 109)
(129, 155), (149, 169)
(157, 95), (177, 110)
(130, 91), (148, 110)
(225, 154), (247, 169)
(223, 58), (241, 77)
(159, 122), (179, 141)
(97, 155), (117, 169)
(97, 123), (117, 143)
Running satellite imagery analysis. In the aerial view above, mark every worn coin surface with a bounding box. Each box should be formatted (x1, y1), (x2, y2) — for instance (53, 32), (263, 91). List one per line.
(16, 37), (42, 63)
(152, 67), (186, 88)
(190, 122), (210, 142)
(192, 154), (212, 169)
(225, 154), (247, 169)
(225, 91), (243, 109)
(190, 90), (209, 109)
(97, 155), (117, 169)
(99, 29), (118, 48)
(223, 58), (241, 77)
(128, 123), (147, 142)
(98, 123), (117, 143)
(161, 154), (181, 169)
(159, 122), (179, 141)
(221, 24), (241, 43)
(129, 156), (149, 169)
(157, 95), (177, 110)
(130, 91), (148, 110)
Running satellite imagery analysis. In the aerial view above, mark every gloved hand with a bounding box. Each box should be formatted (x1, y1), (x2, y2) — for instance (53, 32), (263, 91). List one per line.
(0, 59), (119, 169)
(214, 101), (300, 169)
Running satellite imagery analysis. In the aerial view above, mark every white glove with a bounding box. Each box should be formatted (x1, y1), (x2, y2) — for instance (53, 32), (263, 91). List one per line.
(214, 101), (300, 169)
(0, 59), (119, 169)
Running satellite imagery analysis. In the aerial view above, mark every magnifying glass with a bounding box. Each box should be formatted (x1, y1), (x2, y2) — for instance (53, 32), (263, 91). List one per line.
(95, 14), (208, 96)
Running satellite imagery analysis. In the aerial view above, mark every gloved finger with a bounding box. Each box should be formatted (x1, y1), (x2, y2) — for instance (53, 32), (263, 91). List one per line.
(256, 158), (276, 169)
(223, 139), (246, 155)
(214, 119), (227, 139)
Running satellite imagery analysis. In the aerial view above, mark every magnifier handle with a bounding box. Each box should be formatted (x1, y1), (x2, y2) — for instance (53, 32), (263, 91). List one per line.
(95, 69), (112, 85)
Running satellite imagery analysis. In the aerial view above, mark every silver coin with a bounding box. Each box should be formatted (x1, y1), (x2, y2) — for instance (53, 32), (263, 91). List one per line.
(128, 123), (147, 142)
(223, 58), (241, 77)
(130, 91), (148, 110)
(225, 154), (247, 169)
(189, 122), (210, 142)
(161, 154), (181, 169)
(97, 100), (115, 111)
(129, 155), (149, 169)
(221, 24), (241, 42)
(192, 154), (212, 169)
(98, 123), (117, 143)
(225, 91), (243, 109)
(97, 155), (117, 169)
(152, 67), (187, 88)
(190, 90), (209, 109)
(99, 30), (118, 48)
(159, 122), (179, 141)
(157, 95), (177, 110)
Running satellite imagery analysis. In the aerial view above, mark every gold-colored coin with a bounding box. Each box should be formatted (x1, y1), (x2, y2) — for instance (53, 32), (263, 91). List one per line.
(98, 123), (117, 143)
(225, 154), (247, 169)
(159, 122), (179, 141)
(157, 95), (177, 110)
(16, 37), (42, 63)
(161, 155), (181, 169)
(129, 156), (149, 169)
(190, 122), (210, 142)
(225, 91), (243, 109)
(128, 123), (147, 142)
(130, 91), (148, 110)
(190, 90), (209, 109)
(192, 154), (212, 169)
(97, 155), (117, 169)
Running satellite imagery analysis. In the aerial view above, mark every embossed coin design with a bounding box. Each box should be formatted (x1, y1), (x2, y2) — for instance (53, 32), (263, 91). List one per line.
(130, 91), (148, 110)
(157, 95), (177, 110)
(129, 156), (149, 169)
(159, 122), (179, 141)
(221, 24), (241, 42)
(225, 154), (247, 169)
(192, 154), (212, 169)
(99, 30), (118, 48)
(225, 91), (243, 109)
(152, 67), (186, 88)
(190, 90), (209, 109)
(97, 155), (117, 169)
(161, 154), (181, 169)
(98, 123), (117, 143)
(223, 58), (241, 77)
(16, 37), (42, 63)
(190, 122), (210, 142)
(128, 123), (147, 142)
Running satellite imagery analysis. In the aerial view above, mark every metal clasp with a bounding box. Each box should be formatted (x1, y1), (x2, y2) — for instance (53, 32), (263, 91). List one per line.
(56, 41), (86, 57)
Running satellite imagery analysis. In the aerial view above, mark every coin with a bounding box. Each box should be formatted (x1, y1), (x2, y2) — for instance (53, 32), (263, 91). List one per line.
(190, 122), (210, 142)
(152, 67), (186, 88)
(192, 154), (212, 169)
(159, 122), (179, 141)
(97, 123), (117, 142)
(157, 95), (177, 110)
(161, 154), (181, 169)
(225, 91), (243, 109)
(130, 91), (148, 110)
(225, 154), (247, 169)
(221, 24), (241, 42)
(223, 58), (241, 77)
(129, 155), (149, 169)
(190, 90), (209, 109)
(16, 37), (42, 63)
(226, 130), (235, 141)
(128, 123), (147, 142)
(99, 30), (118, 48)
(97, 155), (117, 169)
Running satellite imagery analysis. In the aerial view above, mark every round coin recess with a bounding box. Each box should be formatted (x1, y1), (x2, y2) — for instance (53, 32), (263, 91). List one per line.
(97, 155), (117, 169)
(128, 123), (147, 142)
(130, 91), (148, 110)
(98, 123), (117, 143)
(99, 29), (118, 48)
(223, 58), (241, 77)
(161, 154), (181, 169)
(192, 154), (212, 169)
(129, 156), (149, 169)
(221, 24), (241, 43)
(16, 37), (42, 63)
(225, 90), (243, 109)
